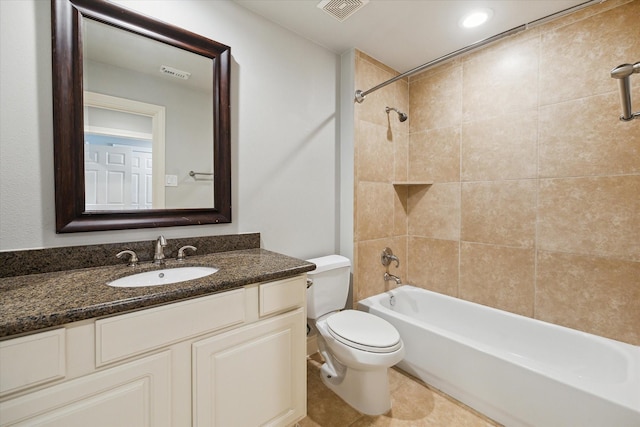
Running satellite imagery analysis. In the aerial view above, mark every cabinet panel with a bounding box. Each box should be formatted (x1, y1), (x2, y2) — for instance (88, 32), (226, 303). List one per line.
(259, 276), (306, 317)
(0, 351), (171, 427)
(96, 288), (245, 365)
(193, 308), (306, 427)
(0, 329), (65, 396)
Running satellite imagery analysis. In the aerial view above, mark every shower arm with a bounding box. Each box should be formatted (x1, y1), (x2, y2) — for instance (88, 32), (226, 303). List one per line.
(611, 62), (640, 122)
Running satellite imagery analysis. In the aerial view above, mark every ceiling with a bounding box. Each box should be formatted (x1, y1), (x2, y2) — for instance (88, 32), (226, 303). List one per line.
(84, 17), (212, 92)
(233, 0), (593, 73)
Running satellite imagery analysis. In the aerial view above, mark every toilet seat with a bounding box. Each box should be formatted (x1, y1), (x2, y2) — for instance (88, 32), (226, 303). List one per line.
(326, 310), (402, 353)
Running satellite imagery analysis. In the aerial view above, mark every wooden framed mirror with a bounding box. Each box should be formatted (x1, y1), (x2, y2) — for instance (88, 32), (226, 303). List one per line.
(52, 0), (231, 232)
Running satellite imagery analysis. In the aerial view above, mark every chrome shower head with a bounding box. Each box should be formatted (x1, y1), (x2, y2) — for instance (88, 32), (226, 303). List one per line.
(611, 62), (640, 121)
(385, 106), (408, 122)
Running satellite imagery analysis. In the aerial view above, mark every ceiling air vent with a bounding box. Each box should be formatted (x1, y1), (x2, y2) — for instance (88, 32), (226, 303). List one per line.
(317, 0), (370, 22)
(160, 65), (191, 80)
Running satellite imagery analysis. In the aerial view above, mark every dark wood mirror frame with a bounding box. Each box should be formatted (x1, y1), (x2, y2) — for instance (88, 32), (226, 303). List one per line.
(52, 0), (231, 233)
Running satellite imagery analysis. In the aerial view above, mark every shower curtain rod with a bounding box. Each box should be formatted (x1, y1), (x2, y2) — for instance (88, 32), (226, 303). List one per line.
(355, 0), (604, 103)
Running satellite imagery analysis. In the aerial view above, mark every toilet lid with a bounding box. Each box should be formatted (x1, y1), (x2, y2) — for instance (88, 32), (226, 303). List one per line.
(326, 310), (402, 353)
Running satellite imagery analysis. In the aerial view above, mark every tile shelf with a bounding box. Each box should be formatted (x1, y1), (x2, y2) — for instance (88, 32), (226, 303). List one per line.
(392, 181), (433, 186)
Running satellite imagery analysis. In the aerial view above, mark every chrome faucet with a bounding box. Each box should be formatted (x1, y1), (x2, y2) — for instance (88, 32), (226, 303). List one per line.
(116, 250), (139, 267)
(384, 272), (402, 285)
(176, 245), (197, 261)
(153, 235), (167, 264)
(381, 247), (400, 268)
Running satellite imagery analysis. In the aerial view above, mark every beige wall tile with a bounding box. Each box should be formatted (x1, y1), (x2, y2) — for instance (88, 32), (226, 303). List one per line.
(356, 239), (386, 302)
(356, 120), (394, 182)
(460, 242), (535, 316)
(409, 58), (462, 84)
(354, 2), (638, 343)
(461, 180), (537, 248)
(409, 126), (461, 183)
(357, 50), (402, 76)
(534, 0), (634, 34)
(409, 66), (462, 132)
(538, 176), (640, 261)
(356, 181), (395, 241)
(539, 88), (640, 178)
(536, 251), (640, 345)
(539, 0), (640, 106)
(408, 183), (460, 241)
(394, 131), (408, 182)
(393, 185), (408, 236)
(353, 51), (410, 312)
(462, 37), (539, 122)
(356, 237), (407, 301)
(355, 57), (409, 129)
(408, 237), (459, 297)
(462, 112), (538, 181)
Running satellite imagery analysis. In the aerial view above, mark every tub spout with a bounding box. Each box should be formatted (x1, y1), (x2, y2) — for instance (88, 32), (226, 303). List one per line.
(384, 272), (402, 284)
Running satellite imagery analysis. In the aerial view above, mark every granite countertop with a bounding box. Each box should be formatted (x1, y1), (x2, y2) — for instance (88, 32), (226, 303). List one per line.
(0, 249), (315, 339)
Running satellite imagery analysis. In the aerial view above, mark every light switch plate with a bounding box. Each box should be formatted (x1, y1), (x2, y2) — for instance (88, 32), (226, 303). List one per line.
(165, 174), (178, 187)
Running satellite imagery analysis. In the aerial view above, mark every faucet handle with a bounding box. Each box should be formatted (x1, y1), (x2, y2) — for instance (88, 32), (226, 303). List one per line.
(176, 245), (197, 261)
(381, 247), (400, 268)
(116, 250), (139, 267)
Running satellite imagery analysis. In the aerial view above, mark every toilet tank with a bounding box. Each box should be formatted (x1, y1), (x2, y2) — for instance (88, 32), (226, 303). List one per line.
(306, 255), (351, 320)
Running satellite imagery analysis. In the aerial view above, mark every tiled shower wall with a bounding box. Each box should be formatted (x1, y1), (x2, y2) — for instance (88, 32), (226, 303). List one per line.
(353, 0), (639, 345)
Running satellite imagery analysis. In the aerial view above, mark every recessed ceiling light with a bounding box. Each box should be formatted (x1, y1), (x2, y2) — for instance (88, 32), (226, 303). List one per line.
(460, 8), (493, 28)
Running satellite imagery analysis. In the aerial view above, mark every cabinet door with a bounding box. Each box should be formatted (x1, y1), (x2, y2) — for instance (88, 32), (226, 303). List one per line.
(0, 351), (171, 427)
(193, 308), (306, 427)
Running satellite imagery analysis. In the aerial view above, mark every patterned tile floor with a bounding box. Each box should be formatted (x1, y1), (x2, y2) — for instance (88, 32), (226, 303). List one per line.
(299, 354), (501, 427)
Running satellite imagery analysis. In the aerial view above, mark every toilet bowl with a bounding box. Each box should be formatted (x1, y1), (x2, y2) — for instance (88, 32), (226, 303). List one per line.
(307, 255), (405, 415)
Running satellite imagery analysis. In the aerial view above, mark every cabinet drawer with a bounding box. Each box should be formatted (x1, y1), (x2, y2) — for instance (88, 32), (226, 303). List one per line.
(259, 275), (305, 317)
(0, 329), (66, 396)
(96, 289), (245, 366)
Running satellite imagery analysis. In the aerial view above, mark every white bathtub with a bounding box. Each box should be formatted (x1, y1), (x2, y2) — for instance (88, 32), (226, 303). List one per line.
(358, 285), (640, 427)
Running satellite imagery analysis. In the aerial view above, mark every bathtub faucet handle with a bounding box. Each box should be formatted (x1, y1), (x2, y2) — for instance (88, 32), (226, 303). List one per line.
(381, 247), (400, 268)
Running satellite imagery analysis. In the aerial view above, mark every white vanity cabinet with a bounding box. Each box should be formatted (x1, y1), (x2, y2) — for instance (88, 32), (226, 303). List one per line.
(193, 308), (305, 427)
(0, 274), (307, 427)
(0, 351), (172, 427)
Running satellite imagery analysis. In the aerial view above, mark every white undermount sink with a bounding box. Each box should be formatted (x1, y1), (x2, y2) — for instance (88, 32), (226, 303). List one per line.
(108, 266), (219, 287)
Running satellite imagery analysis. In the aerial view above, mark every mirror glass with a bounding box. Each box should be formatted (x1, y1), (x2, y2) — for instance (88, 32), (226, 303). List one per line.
(52, 0), (231, 232)
(82, 18), (214, 211)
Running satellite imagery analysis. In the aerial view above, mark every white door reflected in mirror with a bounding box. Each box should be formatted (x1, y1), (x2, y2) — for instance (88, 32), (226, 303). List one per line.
(84, 93), (165, 211)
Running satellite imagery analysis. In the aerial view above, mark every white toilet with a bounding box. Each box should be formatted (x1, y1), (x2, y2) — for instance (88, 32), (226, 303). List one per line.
(306, 255), (405, 415)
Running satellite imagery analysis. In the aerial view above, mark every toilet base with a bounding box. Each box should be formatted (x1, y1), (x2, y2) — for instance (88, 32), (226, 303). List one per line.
(320, 364), (392, 416)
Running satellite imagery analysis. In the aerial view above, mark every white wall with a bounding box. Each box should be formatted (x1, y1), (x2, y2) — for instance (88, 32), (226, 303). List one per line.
(339, 50), (355, 262)
(0, 0), (340, 260)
